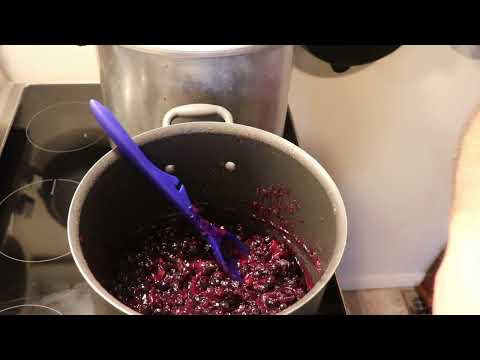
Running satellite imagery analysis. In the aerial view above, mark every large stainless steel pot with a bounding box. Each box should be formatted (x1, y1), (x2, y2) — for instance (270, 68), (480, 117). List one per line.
(68, 104), (347, 315)
(96, 45), (293, 137)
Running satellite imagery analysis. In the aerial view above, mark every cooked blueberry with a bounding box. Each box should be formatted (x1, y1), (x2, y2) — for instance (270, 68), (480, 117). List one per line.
(110, 196), (313, 315)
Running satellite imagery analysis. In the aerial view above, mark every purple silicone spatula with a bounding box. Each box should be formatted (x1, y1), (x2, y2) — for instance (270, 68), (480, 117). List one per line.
(89, 99), (248, 281)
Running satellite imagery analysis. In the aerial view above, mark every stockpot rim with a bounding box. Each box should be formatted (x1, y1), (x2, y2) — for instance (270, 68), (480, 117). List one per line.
(117, 45), (290, 58)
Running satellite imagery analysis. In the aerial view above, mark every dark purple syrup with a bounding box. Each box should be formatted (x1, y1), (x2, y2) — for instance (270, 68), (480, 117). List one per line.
(251, 185), (322, 276)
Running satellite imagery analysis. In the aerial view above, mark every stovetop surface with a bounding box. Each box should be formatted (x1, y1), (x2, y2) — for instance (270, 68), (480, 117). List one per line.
(0, 84), (346, 315)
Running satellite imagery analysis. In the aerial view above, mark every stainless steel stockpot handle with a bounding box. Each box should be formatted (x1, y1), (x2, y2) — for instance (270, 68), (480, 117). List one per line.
(162, 104), (234, 127)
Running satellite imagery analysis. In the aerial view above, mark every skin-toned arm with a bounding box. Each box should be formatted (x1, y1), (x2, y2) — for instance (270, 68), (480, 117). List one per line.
(434, 107), (480, 314)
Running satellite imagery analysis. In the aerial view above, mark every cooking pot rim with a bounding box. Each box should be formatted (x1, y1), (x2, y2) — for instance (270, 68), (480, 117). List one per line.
(119, 45), (288, 58)
(67, 122), (347, 315)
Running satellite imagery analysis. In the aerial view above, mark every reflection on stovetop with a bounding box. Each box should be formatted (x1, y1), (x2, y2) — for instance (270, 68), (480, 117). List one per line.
(0, 85), (112, 315)
(0, 84), (346, 315)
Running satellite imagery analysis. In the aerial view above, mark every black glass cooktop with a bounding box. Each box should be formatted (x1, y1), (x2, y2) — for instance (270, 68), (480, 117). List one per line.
(0, 84), (346, 315)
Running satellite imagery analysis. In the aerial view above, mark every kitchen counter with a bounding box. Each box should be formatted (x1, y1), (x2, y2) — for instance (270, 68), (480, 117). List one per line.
(0, 80), (24, 155)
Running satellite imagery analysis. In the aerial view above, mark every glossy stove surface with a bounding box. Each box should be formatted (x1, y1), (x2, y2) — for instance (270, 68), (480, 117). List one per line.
(0, 84), (346, 315)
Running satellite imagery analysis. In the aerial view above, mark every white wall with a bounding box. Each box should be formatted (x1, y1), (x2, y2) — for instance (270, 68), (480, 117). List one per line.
(290, 45), (480, 289)
(2, 45), (479, 290)
(0, 45), (99, 83)
(0, 65), (6, 83)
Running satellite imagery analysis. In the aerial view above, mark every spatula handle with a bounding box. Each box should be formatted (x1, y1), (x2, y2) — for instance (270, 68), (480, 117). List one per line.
(89, 100), (194, 217)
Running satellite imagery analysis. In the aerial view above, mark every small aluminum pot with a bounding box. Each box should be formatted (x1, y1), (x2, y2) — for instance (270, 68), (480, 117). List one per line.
(68, 104), (347, 315)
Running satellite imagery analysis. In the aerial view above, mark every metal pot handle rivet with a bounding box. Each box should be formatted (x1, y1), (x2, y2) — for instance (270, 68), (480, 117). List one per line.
(162, 104), (234, 127)
(165, 165), (176, 174)
(225, 161), (236, 172)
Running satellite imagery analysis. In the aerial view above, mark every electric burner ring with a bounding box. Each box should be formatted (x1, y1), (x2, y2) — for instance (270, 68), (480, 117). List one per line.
(0, 304), (62, 315)
(26, 102), (105, 153)
(0, 179), (79, 263)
